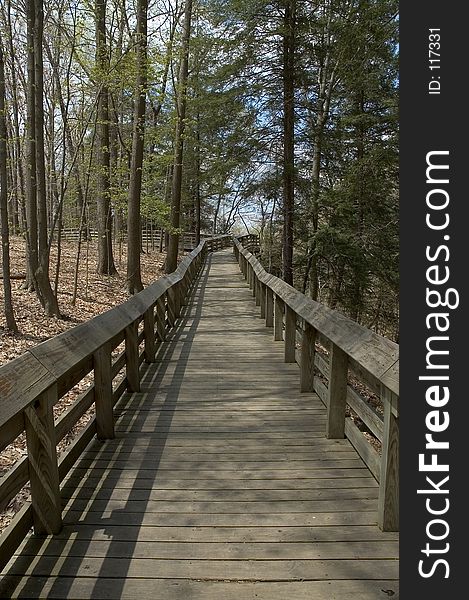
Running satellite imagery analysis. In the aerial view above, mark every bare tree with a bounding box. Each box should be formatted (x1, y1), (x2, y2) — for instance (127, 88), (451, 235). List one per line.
(0, 39), (18, 331)
(96, 0), (117, 275)
(166, 0), (193, 273)
(126, 0), (148, 294)
(282, 0), (295, 285)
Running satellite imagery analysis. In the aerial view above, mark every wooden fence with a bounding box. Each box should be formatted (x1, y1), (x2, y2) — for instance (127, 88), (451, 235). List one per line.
(0, 235), (232, 571)
(54, 229), (214, 251)
(233, 236), (399, 532)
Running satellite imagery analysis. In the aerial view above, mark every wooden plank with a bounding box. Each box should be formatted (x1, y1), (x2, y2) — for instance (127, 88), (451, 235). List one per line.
(62, 509), (380, 528)
(45, 524), (397, 543)
(344, 419), (381, 482)
(61, 498), (378, 514)
(16, 538), (397, 560)
(55, 388), (94, 443)
(346, 386), (384, 442)
(0, 577), (399, 600)
(0, 504), (32, 573)
(0, 353), (55, 447)
(62, 475), (376, 491)
(62, 487), (378, 503)
(68, 458), (365, 472)
(65, 467), (373, 480)
(4, 555), (399, 581)
(0, 458), (28, 513)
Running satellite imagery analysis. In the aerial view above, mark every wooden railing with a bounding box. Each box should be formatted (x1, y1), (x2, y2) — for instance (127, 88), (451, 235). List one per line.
(53, 229), (215, 251)
(233, 237), (399, 532)
(0, 235), (231, 570)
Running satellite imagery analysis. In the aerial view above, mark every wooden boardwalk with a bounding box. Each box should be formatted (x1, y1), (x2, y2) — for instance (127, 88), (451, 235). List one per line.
(0, 249), (399, 599)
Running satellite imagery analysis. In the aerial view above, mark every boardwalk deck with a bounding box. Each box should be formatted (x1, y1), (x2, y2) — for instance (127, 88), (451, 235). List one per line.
(0, 249), (399, 599)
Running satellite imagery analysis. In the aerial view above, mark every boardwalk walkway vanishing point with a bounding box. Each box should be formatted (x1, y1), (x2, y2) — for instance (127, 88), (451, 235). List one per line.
(0, 244), (399, 599)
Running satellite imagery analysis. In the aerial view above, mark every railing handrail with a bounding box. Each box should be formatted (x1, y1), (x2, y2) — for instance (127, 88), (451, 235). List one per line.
(233, 237), (399, 397)
(0, 233), (231, 569)
(233, 235), (399, 532)
(0, 234), (231, 430)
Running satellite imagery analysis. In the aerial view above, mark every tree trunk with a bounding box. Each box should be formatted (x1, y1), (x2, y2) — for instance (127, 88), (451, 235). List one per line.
(0, 39), (18, 331)
(126, 0), (148, 294)
(5, 0), (24, 236)
(24, 0), (39, 292)
(282, 0), (295, 286)
(166, 0), (193, 273)
(33, 0), (60, 316)
(96, 0), (117, 275)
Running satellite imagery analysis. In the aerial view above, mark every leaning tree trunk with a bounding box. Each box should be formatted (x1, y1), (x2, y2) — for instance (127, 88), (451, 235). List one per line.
(0, 39), (18, 331)
(166, 0), (193, 273)
(95, 0), (117, 275)
(126, 0), (147, 294)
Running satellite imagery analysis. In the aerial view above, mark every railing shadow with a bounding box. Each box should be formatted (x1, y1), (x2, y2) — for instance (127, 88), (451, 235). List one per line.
(1, 255), (213, 599)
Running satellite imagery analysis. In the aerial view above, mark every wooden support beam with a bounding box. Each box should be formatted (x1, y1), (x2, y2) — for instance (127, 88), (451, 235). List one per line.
(255, 278), (261, 306)
(260, 283), (266, 319)
(274, 295), (284, 341)
(93, 343), (115, 440)
(265, 286), (273, 327)
(125, 321), (140, 392)
(143, 307), (156, 363)
(326, 343), (348, 438)
(155, 297), (166, 341)
(24, 385), (62, 535)
(168, 283), (181, 321)
(378, 387), (399, 531)
(300, 321), (317, 392)
(284, 305), (296, 363)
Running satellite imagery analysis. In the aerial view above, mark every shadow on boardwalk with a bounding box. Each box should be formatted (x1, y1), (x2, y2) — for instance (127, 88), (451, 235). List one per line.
(0, 251), (399, 599)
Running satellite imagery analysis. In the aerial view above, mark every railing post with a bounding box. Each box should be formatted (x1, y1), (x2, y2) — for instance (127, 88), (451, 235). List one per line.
(274, 295), (284, 341)
(265, 286), (273, 327)
(250, 268), (256, 297)
(378, 387), (399, 531)
(326, 343), (348, 438)
(284, 305), (296, 363)
(156, 297), (166, 341)
(24, 384), (62, 535)
(260, 283), (266, 319)
(94, 343), (115, 440)
(125, 321), (140, 392)
(300, 321), (317, 392)
(144, 306), (156, 363)
(168, 283), (181, 321)
(255, 277), (261, 306)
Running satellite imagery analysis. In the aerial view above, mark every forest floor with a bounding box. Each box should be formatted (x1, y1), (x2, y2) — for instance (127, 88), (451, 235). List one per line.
(0, 236), (166, 361)
(0, 236), (167, 533)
